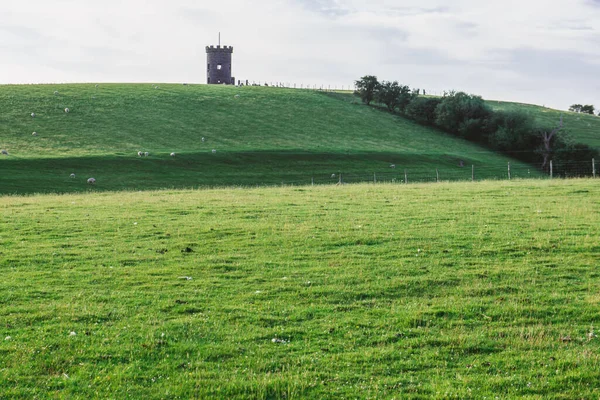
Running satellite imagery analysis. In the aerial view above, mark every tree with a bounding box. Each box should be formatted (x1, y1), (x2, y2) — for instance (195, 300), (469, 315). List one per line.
(581, 105), (595, 115)
(434, 91), (492, 141)
(535, 116), (563, 172)
(569, 104), (583, 113)
(376, 81), (404, 111)
(405, 97), (442, 125)
(396, 85), (415, 113)
(569, 104), (595, 114)
(354, 76), (380, 105)
(488, 111), (536, 157)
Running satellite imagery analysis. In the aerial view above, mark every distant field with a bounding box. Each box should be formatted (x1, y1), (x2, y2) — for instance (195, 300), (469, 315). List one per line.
(0, 84), (543, 194)
(1, 179), (599, 398)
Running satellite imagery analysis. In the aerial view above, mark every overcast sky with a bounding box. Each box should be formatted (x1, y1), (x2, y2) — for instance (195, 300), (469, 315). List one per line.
(1, 0), (599, 110)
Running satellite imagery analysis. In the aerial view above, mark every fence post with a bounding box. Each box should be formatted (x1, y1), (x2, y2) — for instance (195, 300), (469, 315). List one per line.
(436, 168), (439, 183)
(339, 174), (342, 185)
(550, 160), (553, 179)
(593, 158), (596, 178)
(311, 177), (314, 186)
(472, 165), (474, 182)
(404, 169), (408, 184)
(374, 173), (376, 184)
(507, 162), (511, 180)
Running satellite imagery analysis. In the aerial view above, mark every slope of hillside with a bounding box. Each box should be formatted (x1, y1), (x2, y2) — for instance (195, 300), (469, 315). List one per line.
(0, 84), (543, 194)
(488, 100), (600, 149)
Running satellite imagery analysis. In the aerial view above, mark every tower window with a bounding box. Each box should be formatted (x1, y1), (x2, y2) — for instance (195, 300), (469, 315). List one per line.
(217, 64), (222, 70)
(207, 63), (210, 70)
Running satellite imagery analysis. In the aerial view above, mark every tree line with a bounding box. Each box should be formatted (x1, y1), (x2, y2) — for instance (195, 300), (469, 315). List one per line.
(568, 104), (596, 115)
(354, 76), (598, 175)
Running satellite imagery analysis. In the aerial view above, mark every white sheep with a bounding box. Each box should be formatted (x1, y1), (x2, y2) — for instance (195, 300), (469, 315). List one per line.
(64, 108), (70, 113)
(390, 164), (396, 168)
(144, 152), (149, 157)
(1, 150), (8, 155)
(54, 91), (59, 95)
(70, 173), (76, 178)
(331, 173), (336, 178)
(202, 137), (205, 142)
(31, 113), (36, 118)
(32, 131), (37, 136)
(87, 178), (96, 184)
(137, 151), (143, 157)
(234, 94), (240, 98)
(170, 152), (176, 157)
(212, 149), (216, 154)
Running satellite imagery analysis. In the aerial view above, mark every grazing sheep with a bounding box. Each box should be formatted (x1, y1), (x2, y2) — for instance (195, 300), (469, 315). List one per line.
(1, 150), (8, 155)
(54, 91), (59, 95)
(64, 108), (70, 113)
(390, 164), (396, 168)
(32, 131), (37, 136)
(87, 178), (96, 184)
(144, 152), (149, 157)
(170, 152), (176, 157)
(331, 173), (336, 178)
(31, 113), (36, 118)
(137, 151), (143, 157)
(202, 137), (205, 142)
(70, 173), (76, 178)
(211, 149), (216, 154)
(234, 94), (240, 98)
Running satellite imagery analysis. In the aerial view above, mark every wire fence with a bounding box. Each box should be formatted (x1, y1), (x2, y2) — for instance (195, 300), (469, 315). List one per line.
(263, 160), (598, 187)
(236, 81), (455, 95)
(238, 81), (355, 91)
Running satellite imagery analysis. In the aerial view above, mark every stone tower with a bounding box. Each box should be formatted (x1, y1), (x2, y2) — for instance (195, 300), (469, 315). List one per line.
(206, 45), (234, 85)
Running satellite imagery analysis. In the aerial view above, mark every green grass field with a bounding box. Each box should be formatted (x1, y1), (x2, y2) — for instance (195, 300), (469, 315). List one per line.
(0, 84), (547, 195)
(1, 179), (599, 398)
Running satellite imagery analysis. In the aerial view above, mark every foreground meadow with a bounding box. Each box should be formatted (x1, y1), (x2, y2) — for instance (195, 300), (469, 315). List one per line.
(1, 179), (599, 398)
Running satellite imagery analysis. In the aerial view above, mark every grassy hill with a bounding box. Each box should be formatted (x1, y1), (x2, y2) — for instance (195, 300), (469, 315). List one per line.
(0, 84), (546, 194)
(488, 100), (600, 149)
(1, 179), (599, 398)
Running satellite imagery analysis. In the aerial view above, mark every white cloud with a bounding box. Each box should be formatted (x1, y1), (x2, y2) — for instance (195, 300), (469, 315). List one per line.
(0, 0), (599, 109)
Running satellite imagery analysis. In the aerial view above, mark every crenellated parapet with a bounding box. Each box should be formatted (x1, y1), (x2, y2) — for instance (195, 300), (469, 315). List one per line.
(205, 45), (234, 53)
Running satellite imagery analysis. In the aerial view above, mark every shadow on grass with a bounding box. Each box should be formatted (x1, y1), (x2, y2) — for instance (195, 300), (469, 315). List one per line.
(1, 150), (522, 195)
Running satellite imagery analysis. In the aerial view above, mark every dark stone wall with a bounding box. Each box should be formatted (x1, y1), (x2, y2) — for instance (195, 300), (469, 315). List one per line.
(206, 46), (234, 85)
